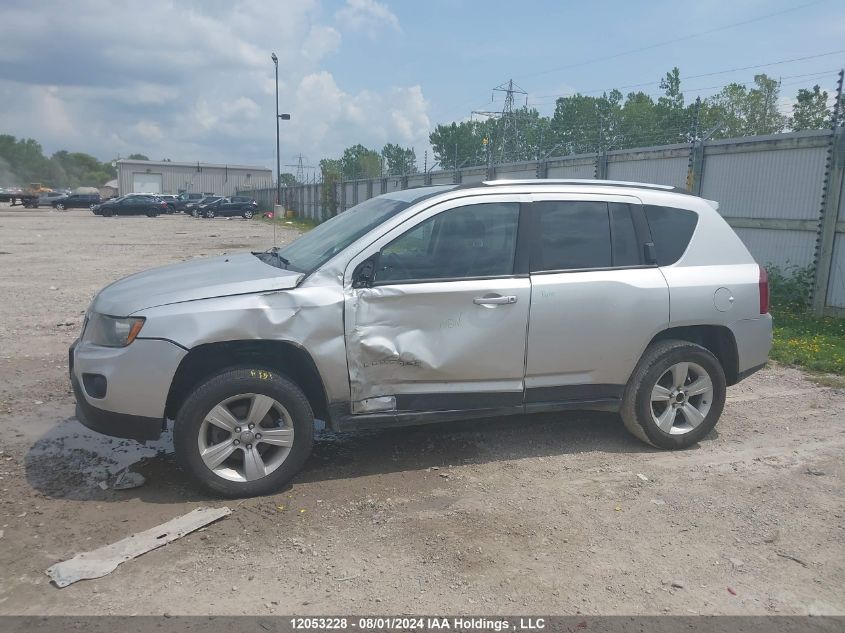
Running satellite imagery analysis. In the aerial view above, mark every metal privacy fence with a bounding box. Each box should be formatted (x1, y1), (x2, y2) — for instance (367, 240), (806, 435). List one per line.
(239, 128), (845, 316)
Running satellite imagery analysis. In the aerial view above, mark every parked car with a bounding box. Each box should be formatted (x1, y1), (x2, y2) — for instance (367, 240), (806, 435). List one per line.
(36, 191), (66, 208)
(157, 195), (179, 213)
(92, 194), (168, 217)
(176, 193), (209, 214)
(202, 196), (258, 219)
(53, 193), (101, 210)
(70, 180), (772, 497)
(192, 196), (225, 217)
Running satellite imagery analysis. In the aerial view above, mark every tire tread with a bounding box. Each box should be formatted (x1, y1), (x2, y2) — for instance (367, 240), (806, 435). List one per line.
(621, 339), (725, 449)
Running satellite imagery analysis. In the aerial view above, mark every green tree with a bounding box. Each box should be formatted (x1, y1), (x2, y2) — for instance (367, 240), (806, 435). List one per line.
(278, 172), (297, 187)
(429, 120), (487, 168)
(706, 74), (786, 138)
(495, 107), (554, 162)
(550, 90), (622, 154)
(51, 151), (113, 188)
(381, 143), (417, 175)
(319, 158), (342, 216)
(618, 92), (661, 147)
(127, 153), (150, 160)
(790, 85), (830, 131)
(0, 135), (53, 185)
(654, 67), (693, 145)
(340, 144), (382, 179)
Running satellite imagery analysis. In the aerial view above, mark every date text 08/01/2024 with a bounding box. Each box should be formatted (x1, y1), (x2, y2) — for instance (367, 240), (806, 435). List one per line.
(289, 617), (547, 631)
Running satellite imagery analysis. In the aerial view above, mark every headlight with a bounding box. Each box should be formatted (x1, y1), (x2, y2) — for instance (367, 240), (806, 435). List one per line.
(84, 313), (145, 347)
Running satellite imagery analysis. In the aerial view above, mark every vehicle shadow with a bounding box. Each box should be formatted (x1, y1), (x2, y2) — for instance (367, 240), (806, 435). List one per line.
(24, 410), (708, 504)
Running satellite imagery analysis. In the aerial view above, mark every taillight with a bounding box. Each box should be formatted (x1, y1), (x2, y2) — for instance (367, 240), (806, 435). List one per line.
(758, 265), (769, 314)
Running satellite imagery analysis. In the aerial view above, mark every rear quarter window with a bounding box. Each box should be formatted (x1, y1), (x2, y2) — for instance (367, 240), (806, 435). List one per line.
(644, 205), (699, 266)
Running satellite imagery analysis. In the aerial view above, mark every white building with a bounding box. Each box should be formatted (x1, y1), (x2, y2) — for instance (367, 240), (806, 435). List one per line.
(116, 159), (273, 197)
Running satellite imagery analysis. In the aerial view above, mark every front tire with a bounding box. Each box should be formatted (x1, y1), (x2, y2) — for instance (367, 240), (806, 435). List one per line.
(242, 209), (254, 219)
(174, 368), (314, 497)
(205, 209), (215, 218)
(620, 339), (725, 449)
(56, 203), (65, 211)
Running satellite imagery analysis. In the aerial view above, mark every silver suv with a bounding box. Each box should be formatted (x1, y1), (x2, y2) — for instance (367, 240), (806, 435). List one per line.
(69, 180), (772, 496)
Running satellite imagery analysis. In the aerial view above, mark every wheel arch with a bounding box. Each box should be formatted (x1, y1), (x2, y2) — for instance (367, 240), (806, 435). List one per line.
(646, 324), (739, 385)
(165, 339), (330, 424)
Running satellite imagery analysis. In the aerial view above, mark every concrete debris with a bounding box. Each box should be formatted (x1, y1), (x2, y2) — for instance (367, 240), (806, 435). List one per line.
(96, 468), (145, 491)
(636, 473), (649, 482)
(46, 506), (231, 587)
(112, 470), (146, 490)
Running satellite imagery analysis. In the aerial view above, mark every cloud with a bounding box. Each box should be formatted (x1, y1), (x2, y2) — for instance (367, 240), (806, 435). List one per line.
(336, 0), (401, 35)
(0, 0), (425, 173)
(287, 72), (430, 161)
(302, 25), (343, 62)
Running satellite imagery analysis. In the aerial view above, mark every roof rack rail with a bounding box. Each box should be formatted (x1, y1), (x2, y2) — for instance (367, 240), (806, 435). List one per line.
(481, 179), (687, 193)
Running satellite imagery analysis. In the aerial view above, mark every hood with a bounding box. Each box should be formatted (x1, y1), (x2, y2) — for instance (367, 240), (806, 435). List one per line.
(92, 253), (303, 315)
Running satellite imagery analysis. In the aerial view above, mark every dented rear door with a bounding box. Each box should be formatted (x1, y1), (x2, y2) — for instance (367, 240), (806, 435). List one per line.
(344, 194), (531, 414)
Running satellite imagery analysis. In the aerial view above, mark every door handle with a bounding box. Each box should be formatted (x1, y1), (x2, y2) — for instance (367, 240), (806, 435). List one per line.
(473, 295), (517, 305)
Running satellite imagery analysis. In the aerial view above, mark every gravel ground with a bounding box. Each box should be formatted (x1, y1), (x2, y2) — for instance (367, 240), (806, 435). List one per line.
(0, 205), (843, 616)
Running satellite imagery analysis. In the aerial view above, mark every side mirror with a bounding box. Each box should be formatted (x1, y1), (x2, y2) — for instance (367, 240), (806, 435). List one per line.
(352, 256), (377, 289)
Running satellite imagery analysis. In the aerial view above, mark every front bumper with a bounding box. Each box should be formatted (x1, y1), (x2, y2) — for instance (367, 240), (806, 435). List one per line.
(69, 336), (187, 441)
(71, 370), (163, 441)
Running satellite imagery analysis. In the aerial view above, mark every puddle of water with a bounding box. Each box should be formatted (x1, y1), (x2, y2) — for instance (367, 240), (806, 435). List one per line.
(26, 417), (174, 493)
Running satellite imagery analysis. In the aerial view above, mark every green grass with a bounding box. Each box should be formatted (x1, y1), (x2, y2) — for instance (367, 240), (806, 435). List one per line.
(259, 213), (319, 232)
(770, 309), (845, 375)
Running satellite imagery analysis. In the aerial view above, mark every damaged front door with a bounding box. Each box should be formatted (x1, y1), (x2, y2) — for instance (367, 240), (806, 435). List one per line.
(345, 196), (530, 414)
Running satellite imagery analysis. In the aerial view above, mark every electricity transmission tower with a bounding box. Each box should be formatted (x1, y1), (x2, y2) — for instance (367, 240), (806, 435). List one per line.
(472, 79), (528, 164)
(493, 79), (527, 163)
(285, 154), (315, 184)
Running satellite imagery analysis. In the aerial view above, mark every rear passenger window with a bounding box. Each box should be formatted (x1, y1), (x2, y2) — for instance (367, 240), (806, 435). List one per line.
(532, 201), (610, 271)
(609, 203), (640, 267)
(644, 205), (699, 266)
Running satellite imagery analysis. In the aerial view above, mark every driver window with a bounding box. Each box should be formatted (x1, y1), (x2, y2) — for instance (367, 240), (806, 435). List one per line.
(375, 202), (519, 283)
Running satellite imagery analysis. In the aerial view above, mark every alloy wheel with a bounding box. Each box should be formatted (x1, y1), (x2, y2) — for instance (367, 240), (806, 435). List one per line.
(649, 362), (714, 435)
(197, 393), (295, 482)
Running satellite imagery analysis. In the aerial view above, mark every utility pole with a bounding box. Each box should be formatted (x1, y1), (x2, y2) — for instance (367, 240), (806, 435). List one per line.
(270, 53), (290, 209)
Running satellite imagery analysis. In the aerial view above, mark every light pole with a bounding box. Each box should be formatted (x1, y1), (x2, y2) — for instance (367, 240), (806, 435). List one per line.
(271, 53), (290, 209)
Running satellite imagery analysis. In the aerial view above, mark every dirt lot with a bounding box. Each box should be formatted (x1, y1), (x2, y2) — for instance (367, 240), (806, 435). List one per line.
(0, 205), (843, 616)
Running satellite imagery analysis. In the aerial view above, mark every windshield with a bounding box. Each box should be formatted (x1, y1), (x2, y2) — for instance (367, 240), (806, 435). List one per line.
(263, 186), (457, 274)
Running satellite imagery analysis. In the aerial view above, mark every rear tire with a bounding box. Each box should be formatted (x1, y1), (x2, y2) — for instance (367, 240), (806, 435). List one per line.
(174, 368), (314, 497)
(620, 339), (725, 449)
(56, 203), (65, 211)
(146, 208), (159, 217)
